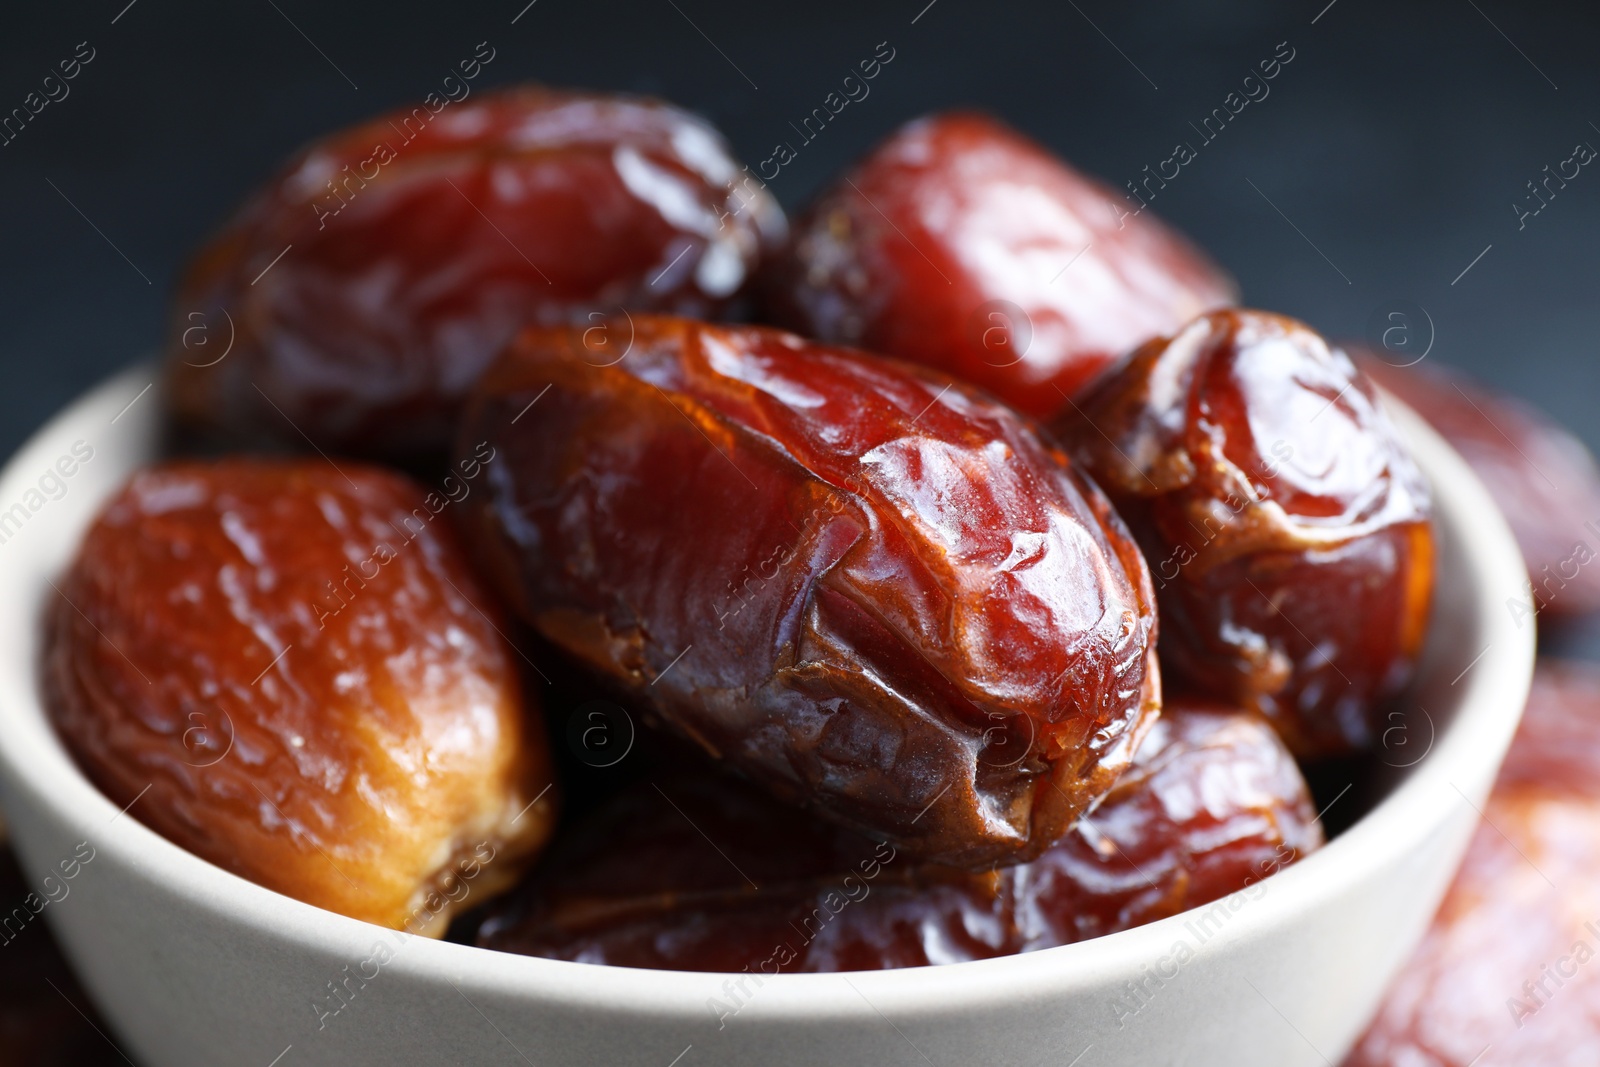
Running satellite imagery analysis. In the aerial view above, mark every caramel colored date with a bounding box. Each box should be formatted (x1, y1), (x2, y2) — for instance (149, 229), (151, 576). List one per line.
(1057, 310), (1435, 758)
(44, 459), (556, 934)
(1359, 353), (1600, 619)
(168, 86), (785, 459)
(459, 315), (1158, 867)
(477, 698), (1321, 971)
(1347, 662), (1600, 1067)
(761, 111), (1236, 420)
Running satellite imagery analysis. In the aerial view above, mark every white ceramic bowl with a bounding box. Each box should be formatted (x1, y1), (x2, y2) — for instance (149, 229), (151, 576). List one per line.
(0, 366), (1533, 1067)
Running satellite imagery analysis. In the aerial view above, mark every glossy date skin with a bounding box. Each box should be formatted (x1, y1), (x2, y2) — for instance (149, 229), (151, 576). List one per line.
(44, 459), (556, 934)
(1359, 352), (1600, 619)
(459, 315), (1159, 867)
(168, 85), (786, 460)
(1347, 662), (1600, 1067)
(477, 698), (1321, 972)
(761, 111), (1236, 420)
(1057, 310), (1435, 758)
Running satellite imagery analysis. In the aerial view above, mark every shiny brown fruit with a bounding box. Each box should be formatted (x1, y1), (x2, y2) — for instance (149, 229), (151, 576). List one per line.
(458, 315), (1159, 868)
(168, 85), (785, 460)
(1358, 352), (1600, 620)
(44, 458), (556, 934)
(477, 697), (1321, 972)
(1056, 309), (1435, 758)
(1346, 661), (1600, 1067)
(761, 111), (1236, 420)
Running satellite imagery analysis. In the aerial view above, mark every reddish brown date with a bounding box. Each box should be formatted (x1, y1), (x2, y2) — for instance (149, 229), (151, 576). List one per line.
(477, 698), (1321, 972)
(1056, 310), (1435, 758)
(761, 111), (1236, 420)
(44, 459), (557, 934)
(458, 315), (1159, 867)
(1346, 661), (1600, 1067)
(1359, 352), (1600, 620)
(168, 85), (785, 459)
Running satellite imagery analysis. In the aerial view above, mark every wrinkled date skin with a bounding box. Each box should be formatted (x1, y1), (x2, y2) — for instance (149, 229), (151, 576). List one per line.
(1347, 661), (1600, 1067)
(1057, 310), (1435, 758)
(44, 459), (557, 934)
(477, 699), (1321, 972)
(761, 111), (1236, 420)
(168, 86), (786, 459)
(459, 315), (1158, 867)
(1359, 352), (1600, 619)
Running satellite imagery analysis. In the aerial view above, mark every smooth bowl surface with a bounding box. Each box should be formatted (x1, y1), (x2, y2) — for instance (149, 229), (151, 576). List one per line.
(0, 366), (1533, 1067)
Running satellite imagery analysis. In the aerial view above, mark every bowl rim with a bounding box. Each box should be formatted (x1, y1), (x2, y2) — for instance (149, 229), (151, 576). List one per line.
(0, 362), (1535, 1023)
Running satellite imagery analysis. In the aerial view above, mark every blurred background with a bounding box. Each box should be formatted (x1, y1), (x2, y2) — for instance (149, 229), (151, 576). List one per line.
(0, 1), (1594, 1058)
(4, 0), (1595, 457)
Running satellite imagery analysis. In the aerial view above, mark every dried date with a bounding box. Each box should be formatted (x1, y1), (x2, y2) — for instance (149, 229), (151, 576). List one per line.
(476, 697), (1321, 972)
(1056, 309), (1435, 757)
(458, 315), (1158, 867)
(167, 86), (786, 459)
(761, 111), (1236, 420)
(44, 458), (556, 934)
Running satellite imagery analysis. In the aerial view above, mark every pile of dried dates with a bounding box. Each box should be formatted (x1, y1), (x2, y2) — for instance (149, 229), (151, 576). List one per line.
(40, 85), (1600, 1061)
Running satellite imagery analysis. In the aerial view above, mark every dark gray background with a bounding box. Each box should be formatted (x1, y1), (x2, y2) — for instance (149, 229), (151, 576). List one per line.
(1, 0), (1595, 642)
